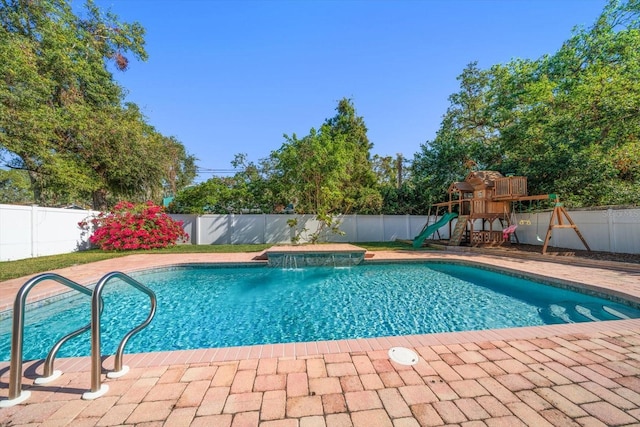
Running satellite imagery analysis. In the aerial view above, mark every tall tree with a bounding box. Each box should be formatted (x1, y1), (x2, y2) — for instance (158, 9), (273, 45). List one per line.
(161, 136), (197, 197)
(497, 0), (640, 205)
(169, 154), (268, 215)
(411, 0), (640, 208)
(323, 98), (381, 213)
(373, 154), (420, 214)
(169, 177), (237, 214)
(410, 63), (496, 211)
(266, 98), (381, 216)
(272, 126), (349, 215)
(229, 153), (273, 213)
(0, 0), (195, 208)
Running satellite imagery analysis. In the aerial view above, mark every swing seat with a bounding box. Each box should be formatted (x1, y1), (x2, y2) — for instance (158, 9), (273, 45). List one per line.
(502, 224), (518, 240)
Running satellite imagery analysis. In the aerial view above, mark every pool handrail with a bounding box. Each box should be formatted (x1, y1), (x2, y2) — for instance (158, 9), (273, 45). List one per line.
(1, 273), (94, 408)
(37, 294), (104, 384)
(1, 271), (157, 407)
(86, 271), (157, 400)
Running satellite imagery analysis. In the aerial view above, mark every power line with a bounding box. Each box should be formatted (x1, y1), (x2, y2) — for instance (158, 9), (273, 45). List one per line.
(195, 168), (240, 174)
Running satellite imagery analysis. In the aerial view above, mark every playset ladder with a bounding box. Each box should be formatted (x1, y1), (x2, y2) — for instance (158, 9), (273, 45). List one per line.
(448, 215), (469, 246)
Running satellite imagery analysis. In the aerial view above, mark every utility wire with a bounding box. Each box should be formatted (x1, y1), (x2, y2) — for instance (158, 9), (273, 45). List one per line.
(195, 168), (241, 175)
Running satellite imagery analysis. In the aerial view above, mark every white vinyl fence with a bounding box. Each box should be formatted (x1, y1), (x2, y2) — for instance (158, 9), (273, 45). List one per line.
(187, 214), (430, 246)
(1, 204), (638, 261)
(0, 204), (98, 262)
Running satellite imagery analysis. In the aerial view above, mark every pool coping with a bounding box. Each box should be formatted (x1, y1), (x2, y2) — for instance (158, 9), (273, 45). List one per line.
(2, 249), (639, 316)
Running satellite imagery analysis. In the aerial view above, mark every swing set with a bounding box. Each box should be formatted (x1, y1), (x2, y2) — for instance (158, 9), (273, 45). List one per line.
(515, 200), (544, 242)
(513, 194), (591, 254)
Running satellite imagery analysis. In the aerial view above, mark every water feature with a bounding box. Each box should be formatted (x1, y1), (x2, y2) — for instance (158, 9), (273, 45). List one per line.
(265, 244), (366, 268)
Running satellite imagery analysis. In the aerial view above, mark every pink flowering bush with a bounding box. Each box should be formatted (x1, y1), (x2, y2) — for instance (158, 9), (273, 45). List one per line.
(79, 201), (189, 251)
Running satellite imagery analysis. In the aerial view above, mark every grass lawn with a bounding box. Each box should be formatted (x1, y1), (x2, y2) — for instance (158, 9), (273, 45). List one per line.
(0, 241), (424, 282)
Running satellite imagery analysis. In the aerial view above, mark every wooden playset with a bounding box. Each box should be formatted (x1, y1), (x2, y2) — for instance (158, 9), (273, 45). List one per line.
(413, 171), (590, 254)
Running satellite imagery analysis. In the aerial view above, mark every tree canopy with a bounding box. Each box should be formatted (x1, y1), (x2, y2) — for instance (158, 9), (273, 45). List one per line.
(411, 0), (640, 208)
(268, 98), (381, 216)
(170, 98), (383, 217)
(0, 0), (195, 209)
(3, 0), (637, 215)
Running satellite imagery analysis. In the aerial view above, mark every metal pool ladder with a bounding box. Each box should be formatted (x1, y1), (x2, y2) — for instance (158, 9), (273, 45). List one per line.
(1, 271), (157, 407)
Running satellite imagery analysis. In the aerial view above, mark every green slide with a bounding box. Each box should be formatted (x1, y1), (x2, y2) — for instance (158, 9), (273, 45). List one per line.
(412, 212), (458, 248)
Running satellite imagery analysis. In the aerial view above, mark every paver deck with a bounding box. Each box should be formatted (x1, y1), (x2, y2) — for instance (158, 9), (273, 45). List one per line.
(1, 248), (640, 426)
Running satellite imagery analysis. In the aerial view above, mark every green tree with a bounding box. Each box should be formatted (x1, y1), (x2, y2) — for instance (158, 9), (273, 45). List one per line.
(373, 154), (419, 214)
(266, 99), (382, 216)
(229, 153), (273, 213)
(0, 0), (195, 209)
(372, 154), (396, 187)
(0, 168), (34, 204)
(169, 178), (235, 214)
(272, 126), (349, 215)
(257, 99), (382, 241)
(323, 98), (382, 213)
(411, 0), (640, 208)
(0, 14), (57, 203)
(497, 0), (640, 205)
(160, 136), (198, 198)
(379, 182), (422, 215)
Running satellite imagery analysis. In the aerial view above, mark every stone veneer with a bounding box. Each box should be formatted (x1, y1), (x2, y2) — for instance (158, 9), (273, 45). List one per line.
(264, 244), (366, 267)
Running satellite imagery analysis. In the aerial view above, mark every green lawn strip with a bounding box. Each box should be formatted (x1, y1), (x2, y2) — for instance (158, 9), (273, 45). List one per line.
(0, 241), (429, 282)
(0, 244), (266, 281)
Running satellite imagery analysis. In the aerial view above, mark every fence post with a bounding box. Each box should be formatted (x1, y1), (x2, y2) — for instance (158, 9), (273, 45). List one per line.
(195, 215), (200, 245)
(607, 208), (615, 253)
(30, 205), (38, 258)
(406, 215), (410, 240)
(263, 214), (267, 244)
(354, 214), (358, 242)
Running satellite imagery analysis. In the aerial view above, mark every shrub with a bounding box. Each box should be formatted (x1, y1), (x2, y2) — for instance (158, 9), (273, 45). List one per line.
(79, 201), (189, 250)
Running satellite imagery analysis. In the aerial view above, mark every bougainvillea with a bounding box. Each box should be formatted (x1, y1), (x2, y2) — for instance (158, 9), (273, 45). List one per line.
(79, 201), (189, 251)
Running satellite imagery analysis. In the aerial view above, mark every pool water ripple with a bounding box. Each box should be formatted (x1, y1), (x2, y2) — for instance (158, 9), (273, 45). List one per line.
(2, 263), (639, 361)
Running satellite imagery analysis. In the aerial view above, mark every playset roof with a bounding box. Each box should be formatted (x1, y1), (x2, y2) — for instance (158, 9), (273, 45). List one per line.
(465, 170), (504, 187)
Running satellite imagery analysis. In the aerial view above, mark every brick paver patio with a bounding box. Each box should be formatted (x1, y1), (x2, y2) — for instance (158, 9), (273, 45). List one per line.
(1, 248), (639, 426)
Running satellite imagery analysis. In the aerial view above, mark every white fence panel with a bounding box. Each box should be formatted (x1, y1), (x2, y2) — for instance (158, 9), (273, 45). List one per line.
(410, 215), (431, 238)
(555, 210), (602, 251)
(293, 215), (323, 243)
(1, 205), (638, 261)
(169, 214), (196, 244)
(197, 215), (231, 244)
(382, 216), (410, 241)
(354, 216), (384, 242)
(231, 214), (265, 245)
(0, 205), (95, 261)
(0, 205), (34, 261)
(332, 215), (356, 243)
(265, 215), (293, 244)
(512, 212), (548, 245)
(603, 209), (640, 254)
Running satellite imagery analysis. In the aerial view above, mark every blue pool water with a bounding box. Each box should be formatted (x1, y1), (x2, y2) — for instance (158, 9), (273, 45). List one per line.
(1, 262), (639, 361)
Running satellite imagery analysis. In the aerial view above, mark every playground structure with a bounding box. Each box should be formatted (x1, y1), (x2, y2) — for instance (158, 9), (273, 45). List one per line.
(413, 171), (591, 254)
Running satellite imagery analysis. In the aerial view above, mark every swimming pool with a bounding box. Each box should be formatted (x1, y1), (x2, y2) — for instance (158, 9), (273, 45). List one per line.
(1, 262), (639, 361)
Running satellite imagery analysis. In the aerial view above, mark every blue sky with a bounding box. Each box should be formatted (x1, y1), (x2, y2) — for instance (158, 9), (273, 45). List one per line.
(91, 0), (607, 182)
